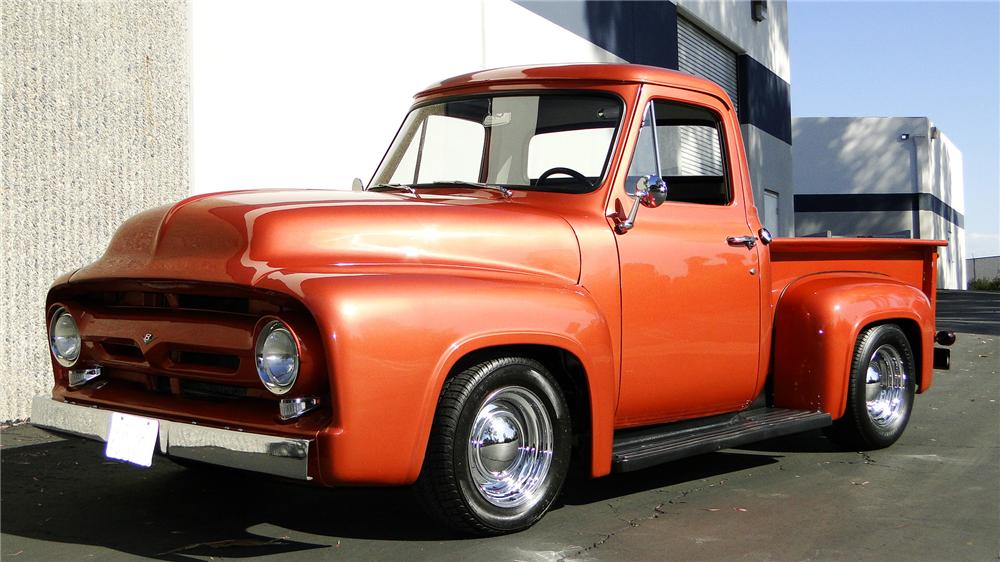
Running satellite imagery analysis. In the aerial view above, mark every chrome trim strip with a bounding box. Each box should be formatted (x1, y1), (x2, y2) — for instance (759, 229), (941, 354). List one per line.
(30, 396), (312, 480)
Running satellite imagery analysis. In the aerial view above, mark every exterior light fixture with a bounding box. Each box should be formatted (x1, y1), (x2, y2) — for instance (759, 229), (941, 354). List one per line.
(751, 0), (768, 22)
(255, 320), (300, 395)
(279, 397), (320, 421)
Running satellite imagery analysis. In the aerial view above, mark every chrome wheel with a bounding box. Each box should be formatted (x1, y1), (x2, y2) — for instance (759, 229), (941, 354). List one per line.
(865, 344), (909, 428)
(468, 386), (554, 508)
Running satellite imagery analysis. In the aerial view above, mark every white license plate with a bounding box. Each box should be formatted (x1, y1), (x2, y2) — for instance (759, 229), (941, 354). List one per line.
(105, 412), (159, 467)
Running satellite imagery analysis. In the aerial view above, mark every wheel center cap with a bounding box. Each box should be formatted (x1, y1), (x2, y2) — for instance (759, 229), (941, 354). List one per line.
(477, 413), (521, 473)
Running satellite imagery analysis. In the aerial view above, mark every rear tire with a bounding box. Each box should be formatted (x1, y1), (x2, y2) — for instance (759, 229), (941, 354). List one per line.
(415, 356), (572, 536)
(831, 324), (916, 449)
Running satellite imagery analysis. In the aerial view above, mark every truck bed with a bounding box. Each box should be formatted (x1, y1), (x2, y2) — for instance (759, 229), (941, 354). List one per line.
(769, 237), (947, 306)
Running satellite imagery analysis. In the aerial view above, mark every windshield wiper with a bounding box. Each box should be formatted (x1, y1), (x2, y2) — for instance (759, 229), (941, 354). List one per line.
(368, 183), (418, 195)
(419, 181), (512, 199)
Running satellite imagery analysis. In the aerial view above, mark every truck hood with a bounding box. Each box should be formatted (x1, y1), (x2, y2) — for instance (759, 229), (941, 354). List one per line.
(72, 189), (582, 288)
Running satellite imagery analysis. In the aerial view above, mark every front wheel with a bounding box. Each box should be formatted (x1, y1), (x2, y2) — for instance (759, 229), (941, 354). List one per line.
(832, 324), (916, 449)
(415, 356), (572, 535)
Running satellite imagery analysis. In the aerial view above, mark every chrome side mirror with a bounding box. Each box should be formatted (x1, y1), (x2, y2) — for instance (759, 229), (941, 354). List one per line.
(637, 175), (668, 208)
(616, 175), (668, 234)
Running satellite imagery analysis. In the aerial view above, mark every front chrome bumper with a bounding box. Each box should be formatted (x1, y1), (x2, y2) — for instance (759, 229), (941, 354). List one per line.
(31, 396), (312, 480)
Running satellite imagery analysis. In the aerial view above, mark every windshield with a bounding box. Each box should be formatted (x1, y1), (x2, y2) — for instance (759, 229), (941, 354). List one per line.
(372, 93), (623, 193)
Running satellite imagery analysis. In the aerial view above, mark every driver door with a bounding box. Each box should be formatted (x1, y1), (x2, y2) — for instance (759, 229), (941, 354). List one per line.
(612, 93), (760, 426)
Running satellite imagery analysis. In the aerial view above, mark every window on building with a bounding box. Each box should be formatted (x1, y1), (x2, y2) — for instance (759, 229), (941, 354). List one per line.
(625, 99), (731, 205)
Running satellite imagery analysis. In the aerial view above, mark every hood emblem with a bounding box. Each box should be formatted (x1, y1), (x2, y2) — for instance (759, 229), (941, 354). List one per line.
(143, 333), (155, 345)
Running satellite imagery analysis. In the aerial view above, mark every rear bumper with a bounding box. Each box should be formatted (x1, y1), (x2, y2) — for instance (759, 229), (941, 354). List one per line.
(30, 396), (313, 480)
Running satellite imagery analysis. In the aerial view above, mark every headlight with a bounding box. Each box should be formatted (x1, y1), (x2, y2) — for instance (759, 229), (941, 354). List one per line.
(255, 320), (299, 394)
(49, 307), (81, 367)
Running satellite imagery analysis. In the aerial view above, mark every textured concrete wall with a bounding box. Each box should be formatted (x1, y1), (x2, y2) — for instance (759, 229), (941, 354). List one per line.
(1, 1), (189, 422)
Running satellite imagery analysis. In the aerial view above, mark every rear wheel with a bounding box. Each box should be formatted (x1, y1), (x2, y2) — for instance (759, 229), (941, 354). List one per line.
(832, 324), (916, 449)
(415, 356), (571, 535)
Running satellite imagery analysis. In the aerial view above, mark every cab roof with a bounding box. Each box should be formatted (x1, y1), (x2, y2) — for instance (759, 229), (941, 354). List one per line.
(417, 63), (731, 106)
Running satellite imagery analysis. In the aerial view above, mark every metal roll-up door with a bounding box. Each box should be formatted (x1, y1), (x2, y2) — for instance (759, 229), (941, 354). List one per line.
(678, 17), (738, 113)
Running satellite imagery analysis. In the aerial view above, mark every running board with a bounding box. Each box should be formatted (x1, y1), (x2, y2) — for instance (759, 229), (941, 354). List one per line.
(612, 408), (832, 473)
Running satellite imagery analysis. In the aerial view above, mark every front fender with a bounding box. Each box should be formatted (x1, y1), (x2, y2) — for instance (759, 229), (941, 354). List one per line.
(259, 271), (615, 485)
(772, 274), (934, 419)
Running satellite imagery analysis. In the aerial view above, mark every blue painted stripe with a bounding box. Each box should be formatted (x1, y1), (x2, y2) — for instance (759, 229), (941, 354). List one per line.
(737, 55), (792, 144)
(794, 193), (965, 228)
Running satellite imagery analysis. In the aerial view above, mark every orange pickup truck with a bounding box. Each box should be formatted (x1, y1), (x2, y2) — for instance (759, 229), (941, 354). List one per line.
(33, 64), (954, 535)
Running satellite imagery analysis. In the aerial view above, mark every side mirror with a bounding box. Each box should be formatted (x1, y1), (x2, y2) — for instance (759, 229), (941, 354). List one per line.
(637, 175), (668, 208)
(352, 178), (365, 192)
(616, 175), (668, 234)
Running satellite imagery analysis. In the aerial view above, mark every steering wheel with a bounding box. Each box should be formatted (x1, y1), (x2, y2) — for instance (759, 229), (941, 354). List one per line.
(536, 167), (593, 188)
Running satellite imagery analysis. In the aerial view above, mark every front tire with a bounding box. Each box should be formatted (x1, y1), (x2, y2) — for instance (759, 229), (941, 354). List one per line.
(415, 356), (572, 535)
(833, 324), (916, 449)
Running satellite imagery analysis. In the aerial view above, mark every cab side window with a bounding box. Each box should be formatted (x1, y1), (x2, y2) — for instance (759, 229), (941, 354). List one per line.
(625, 100), (730, 205)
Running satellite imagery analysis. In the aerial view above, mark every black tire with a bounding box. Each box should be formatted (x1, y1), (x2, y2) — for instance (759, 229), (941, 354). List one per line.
(415, 356), (572, 536)
(830, 324), (916, 449)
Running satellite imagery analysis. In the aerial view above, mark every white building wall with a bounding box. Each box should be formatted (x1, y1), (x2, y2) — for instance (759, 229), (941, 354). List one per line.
(793, 117), (930, 196)
(190, 0), (622, 195)
(793, 117), (967, 289)
(921, 132), (966, 288)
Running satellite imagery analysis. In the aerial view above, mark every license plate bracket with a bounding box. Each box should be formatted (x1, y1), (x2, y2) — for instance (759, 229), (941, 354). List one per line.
(105, 412), (159, 467)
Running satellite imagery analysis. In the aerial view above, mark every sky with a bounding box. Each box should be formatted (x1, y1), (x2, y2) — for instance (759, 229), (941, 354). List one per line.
(788, 1), (1000, 257)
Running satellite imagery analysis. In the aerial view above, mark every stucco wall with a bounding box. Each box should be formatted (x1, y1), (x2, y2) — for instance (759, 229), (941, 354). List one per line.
(793, 117), (931, 195)
(792, 117), (967, 289)
(1, 0), (189, 422)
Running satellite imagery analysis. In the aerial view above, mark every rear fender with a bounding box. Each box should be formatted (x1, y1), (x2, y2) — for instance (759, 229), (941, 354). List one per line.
(772, 274), (934, 419)
(258, 272), (616, 485)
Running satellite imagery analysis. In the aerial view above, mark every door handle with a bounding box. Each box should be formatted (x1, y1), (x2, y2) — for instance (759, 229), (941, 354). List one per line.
(727, 235), (757, 249)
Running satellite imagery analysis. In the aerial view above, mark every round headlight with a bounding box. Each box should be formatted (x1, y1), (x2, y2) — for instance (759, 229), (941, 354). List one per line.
(49, 307), (81, 367)
(255, 320), (299, 394)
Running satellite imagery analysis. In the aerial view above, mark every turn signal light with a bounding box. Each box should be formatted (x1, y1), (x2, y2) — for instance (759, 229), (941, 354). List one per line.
(278, 397), (319, 421)
(68, 367), (102, 388)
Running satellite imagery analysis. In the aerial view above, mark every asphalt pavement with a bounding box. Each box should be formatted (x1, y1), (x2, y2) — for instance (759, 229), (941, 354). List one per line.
(2, 300), (997, 560)
(936, 290), (1000, 335)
